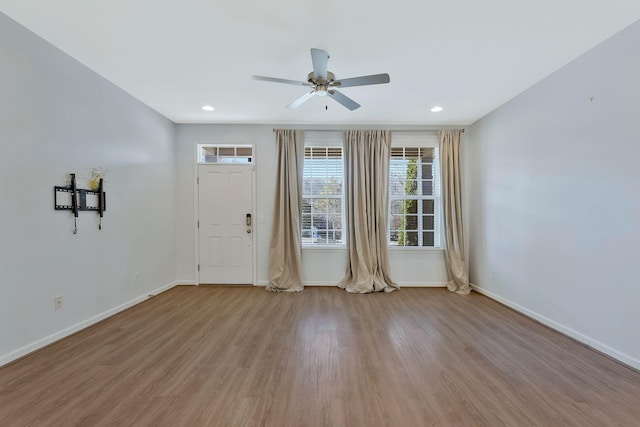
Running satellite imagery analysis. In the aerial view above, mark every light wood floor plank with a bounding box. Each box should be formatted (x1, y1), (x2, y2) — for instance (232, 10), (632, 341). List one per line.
(1, 286), (639, 426)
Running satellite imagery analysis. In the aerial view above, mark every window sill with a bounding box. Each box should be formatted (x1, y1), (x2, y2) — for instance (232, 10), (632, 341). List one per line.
(302, 245), (347, 251)
(388, 246), (444, 252)
(301, 246), (443, 252)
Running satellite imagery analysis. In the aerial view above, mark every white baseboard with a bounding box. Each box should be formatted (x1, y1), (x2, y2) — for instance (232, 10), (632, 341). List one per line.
(0, 281), (180, 368)
(256, 281), (447, 288)
(255, 280), (338, 287)
(173, 280), (196, 286)
(397, 281), (447, 287)
(303, 282), (340, 287)
(147, 281), (180, 296)
(471, 284), (640, 371)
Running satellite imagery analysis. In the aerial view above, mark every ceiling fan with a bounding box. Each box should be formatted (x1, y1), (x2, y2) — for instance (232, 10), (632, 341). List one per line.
(252, 48), (390, 111)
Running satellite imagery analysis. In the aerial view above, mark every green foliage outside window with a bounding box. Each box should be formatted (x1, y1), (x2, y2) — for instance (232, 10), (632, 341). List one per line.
(397, 160), (418, 246)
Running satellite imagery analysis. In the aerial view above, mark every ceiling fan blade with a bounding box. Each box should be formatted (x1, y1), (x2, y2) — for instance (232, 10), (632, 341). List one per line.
(332, 73), (390, 88)
(252, 75), (312, 86)
(310, 48), (329, 81)
(327, 90), (360, 111)
(286, 91), (316, 109)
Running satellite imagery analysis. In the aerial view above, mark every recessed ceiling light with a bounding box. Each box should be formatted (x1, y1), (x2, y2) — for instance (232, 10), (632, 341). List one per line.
(202, 105), (215, 111)
(430, 106), (443, 113)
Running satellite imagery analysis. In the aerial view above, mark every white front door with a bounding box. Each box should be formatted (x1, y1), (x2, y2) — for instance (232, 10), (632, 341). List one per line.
(198, 164), (254, 284)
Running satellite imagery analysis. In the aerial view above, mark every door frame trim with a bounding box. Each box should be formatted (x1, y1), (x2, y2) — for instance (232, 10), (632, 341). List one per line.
(194, 143), (257, 286)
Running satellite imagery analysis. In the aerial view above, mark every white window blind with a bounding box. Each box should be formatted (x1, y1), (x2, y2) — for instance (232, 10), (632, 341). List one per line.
(302, 132), (344, 246)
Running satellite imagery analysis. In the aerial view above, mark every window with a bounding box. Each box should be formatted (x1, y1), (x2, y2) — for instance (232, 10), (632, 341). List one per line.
(198, 144), (253, 164)
(388, 134), (441, 247)
(302, 133), (344, 246)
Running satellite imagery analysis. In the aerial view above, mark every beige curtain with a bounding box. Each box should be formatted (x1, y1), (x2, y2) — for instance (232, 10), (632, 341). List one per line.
(267, 130), (304, 292)
(439, 129), (470, 295)
(339, 130), (397, 293)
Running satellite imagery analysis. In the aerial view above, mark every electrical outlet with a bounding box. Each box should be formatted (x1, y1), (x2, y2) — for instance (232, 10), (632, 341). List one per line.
(134, 272), (140, 284)
(54, 296), (63, 310)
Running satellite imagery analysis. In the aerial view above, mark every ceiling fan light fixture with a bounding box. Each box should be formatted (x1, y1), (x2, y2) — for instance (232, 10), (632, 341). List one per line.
(315, 85), (328, 96)
(430, 106), (444, 112)
(202, 105), (215, 111)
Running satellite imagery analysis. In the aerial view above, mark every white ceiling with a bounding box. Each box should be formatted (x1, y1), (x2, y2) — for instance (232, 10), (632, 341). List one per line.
(1, 1), (639, 125)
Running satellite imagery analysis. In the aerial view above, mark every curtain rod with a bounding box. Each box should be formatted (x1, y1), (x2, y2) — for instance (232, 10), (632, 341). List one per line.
(272, 128), (465, 133)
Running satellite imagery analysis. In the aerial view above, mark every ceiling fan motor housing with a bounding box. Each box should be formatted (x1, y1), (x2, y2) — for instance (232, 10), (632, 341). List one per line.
(308, 71), (335, 85)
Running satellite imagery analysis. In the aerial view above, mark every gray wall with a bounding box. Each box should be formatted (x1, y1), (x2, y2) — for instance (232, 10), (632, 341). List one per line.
(0, 13), (177, 364)
(467, 21), (640, 368)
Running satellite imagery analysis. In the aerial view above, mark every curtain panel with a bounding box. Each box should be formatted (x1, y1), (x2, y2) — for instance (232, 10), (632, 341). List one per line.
(267, 129), (305, 292)
(339, 130), (397, 293)
(438, 129), (470, 294)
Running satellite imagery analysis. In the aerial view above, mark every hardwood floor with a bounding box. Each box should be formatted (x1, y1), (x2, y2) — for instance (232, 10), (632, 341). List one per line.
(1, 286), (639, 426)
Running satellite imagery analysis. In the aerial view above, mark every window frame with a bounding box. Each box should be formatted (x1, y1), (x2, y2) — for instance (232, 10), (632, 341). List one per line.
(301, 132), (346, 249)
(197, 144), (254, 165)
(388, 132), (442, 250)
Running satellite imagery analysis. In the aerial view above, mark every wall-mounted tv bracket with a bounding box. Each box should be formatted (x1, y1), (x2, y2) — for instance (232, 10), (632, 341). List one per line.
(54, 173), (106, 234)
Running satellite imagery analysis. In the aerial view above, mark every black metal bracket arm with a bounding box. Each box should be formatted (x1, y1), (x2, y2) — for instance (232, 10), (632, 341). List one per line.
(54, 173), (106, 234)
